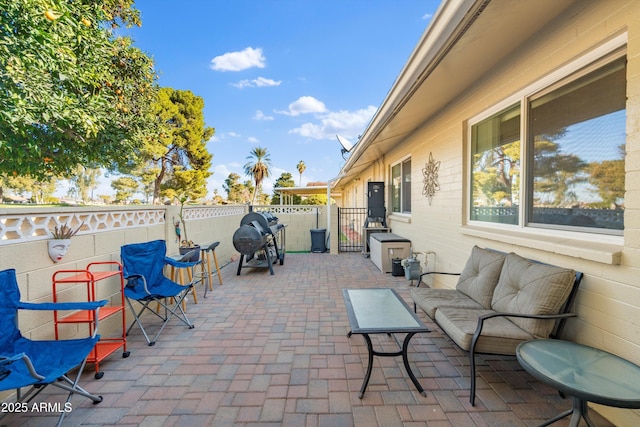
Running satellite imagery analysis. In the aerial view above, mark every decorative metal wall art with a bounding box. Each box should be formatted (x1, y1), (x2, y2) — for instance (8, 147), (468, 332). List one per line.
(422, 152), (441, 205)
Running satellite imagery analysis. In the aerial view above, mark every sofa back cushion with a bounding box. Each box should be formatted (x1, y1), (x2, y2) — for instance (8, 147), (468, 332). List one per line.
(456, 246), (506, 309)
(491, 253), (576, 338)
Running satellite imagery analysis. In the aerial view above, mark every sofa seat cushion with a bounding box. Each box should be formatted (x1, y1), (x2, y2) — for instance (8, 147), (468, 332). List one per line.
(435, 307), (535, 355)
(410, 287), (483, 319)
(491, 253), (575, 338)
(456, 246), (507, 309)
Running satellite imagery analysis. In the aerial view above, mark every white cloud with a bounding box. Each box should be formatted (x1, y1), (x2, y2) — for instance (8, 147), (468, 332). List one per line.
(231, 80), (252, 89)
(208, 164), (232, 196)
(210, 47), (266, 72)
(232, 76), (282, 88)
(422, 13), (433, 20)
(254, 110), (274, 121)
(289, 105), (377, 140)
(254, 77), (281, 87)
(213, 164), (231, 176)
(260, 166), (289, 195)
(277, 96), (327, 116)
(210, 131), (241, 143)
(247, 136), (259, 143)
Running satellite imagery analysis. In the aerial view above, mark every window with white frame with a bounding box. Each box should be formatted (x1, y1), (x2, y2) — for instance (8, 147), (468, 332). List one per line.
(391, 158), (411, 214)
(470, 51), (626, 235)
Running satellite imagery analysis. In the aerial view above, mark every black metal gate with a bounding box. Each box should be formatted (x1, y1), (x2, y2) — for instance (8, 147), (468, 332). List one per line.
(337, 208), (367, 252)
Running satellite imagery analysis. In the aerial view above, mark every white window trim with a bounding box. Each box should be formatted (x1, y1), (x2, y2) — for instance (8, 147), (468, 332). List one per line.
(390, 155), (412, 215)
(462, 33), (627, 264)
(389, 212), (412, 223)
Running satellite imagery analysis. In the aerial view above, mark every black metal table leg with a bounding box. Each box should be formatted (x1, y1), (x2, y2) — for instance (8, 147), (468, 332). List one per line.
(401, 332), (426, 396)
(355, 332), (425, 398)
(359, 334), (375, 399)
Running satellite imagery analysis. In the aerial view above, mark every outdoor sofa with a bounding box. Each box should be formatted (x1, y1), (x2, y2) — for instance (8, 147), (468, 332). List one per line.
(410, 246), (582, 405)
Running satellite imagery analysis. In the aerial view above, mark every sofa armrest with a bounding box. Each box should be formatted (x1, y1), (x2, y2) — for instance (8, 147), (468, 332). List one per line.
(471, 311), (577, 349)
(416, 271), (460, 288)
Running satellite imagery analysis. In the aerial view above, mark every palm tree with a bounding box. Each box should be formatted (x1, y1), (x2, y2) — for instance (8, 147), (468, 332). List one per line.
(244, 147), (272, 204)
(296, 160), (306, 186)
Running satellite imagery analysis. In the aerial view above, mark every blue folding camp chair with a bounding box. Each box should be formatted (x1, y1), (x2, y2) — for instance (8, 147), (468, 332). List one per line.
(0, 268), (105, 427)
(120, 240), (195, 346)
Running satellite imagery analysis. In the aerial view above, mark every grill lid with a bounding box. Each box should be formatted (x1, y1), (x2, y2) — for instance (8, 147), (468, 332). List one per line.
(232, 225), (268, 255)
(240, 212), (277, 232)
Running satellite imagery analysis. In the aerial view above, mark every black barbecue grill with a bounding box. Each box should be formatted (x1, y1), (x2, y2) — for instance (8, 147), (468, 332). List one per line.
(233, 211), (286, 275)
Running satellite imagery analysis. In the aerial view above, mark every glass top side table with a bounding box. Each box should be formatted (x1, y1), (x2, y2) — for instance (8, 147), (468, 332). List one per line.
(517, 339), (640, 427)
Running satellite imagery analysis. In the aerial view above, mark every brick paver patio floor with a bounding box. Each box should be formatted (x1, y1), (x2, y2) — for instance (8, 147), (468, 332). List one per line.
(3, 253), (614, 426)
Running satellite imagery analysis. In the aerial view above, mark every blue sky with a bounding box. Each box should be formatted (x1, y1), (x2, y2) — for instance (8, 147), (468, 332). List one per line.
(111, 0), (440, 199)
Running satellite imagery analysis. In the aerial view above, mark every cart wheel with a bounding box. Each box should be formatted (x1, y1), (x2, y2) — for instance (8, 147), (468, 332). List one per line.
(94, 371), (104, 380)
(123, 351), (131, 358)
(93, 396), (103, 404)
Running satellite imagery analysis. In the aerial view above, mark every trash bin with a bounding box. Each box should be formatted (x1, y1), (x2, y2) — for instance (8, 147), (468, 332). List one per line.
(310, 228), (326, 253)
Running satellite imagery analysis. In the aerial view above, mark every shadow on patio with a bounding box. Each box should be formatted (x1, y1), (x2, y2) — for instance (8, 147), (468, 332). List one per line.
(3, 253), (614, 426)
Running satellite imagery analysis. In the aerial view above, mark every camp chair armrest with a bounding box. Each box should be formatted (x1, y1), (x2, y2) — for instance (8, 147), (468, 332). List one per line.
(18, 300), (106, 339)
(18, 300), (107, 311)
(164, 256), (199, 268)
(0, 353), (45, 381)
(124, 273), (152, 294)
(0, 353), (27, 365)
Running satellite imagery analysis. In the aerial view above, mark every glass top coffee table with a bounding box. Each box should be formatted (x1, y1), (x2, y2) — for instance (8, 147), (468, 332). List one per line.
(343, 288), (430, 398)
(517, 339), (640, 427)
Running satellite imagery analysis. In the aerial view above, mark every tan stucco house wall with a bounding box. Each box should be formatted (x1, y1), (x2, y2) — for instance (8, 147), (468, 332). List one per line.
(334, 1), (640, 424)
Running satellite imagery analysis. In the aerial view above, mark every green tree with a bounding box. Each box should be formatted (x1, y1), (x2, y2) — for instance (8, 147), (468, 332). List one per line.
(242, 180), (255, 204)
(588, 145), (625, 208)
(472, 141), (520, 206)
(533, 140), (585, 206)
(223, 173), (242, 203)
(1, 174), (34, 199)
(243, 147), (271, 204)
(223, 172), (253, 203)
(255, 190), (270, 205)
(36, 179), (58, 204)
(271, 172), (300, 205)
(302, 194), (328, 205)
(296, 160), (306, 186)
(111, 176), (138, 203)
(0, 0), (157, 178)
(143, 88), (214, 204)
(162, 167), (209, 203)
(69, 166), (101, 203)
(0, 173), (57, 203)
(135, 168), (158, 203)
(98, 194), (113, 205)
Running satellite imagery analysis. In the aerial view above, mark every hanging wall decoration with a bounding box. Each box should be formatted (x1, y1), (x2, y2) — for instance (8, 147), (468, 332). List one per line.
(422, 152), (441, 205)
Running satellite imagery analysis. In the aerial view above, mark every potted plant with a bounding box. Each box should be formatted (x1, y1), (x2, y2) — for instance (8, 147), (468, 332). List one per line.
(176, 196), (200, 262)
(48, 222), (83, 263)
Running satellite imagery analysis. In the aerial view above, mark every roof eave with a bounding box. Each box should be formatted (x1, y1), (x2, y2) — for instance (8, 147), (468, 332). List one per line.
(335, 0), (483, 188)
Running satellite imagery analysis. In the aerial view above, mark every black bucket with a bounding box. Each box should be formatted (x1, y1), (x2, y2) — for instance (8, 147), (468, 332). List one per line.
(391, 258), (404, 276)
